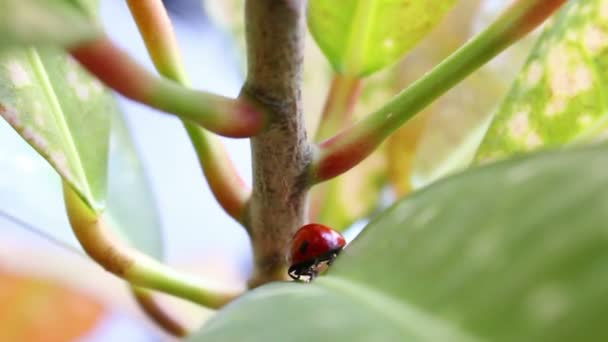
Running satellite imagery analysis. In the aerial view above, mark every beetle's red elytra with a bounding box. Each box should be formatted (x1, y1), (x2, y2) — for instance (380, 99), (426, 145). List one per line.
(288, 223), (346, 282)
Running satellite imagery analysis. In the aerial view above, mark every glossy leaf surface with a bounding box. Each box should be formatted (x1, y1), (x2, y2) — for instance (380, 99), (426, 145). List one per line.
(475, 0), (608, 163)
(192, 143), (608, 341)
(0, 0), (98, 47)
(0, 48), (163, 258)
(308, 0), (458, 76)
(0, 47), (112, 210)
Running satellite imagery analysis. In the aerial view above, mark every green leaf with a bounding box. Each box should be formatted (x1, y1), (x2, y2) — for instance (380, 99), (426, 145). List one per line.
(407, 1), (536, 191)
(0, 46), (163, 258)
(0, 47), (112, 210)
(191, 142), (608, 341)
(0, 103), (163, 259)
(475, 0), (608, 163)
(307, 0), (458, 77)
(0, 0), (99, 47)
(105, 111), (163, 258)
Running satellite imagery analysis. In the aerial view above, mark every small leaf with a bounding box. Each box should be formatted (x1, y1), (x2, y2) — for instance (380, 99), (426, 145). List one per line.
(0, 110), (164, 259)
(475, 0), (608, 163)
(0, 49), (163, 258)
(105, 111), (163, 258)
(191, 143), (608, 341)
(0, 0), (99, 47)
(0, 47), (112, 210)
(307, 0), (458, 76)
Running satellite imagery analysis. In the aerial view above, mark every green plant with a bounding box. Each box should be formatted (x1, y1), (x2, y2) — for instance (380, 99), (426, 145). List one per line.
(4, 0), (608, 340)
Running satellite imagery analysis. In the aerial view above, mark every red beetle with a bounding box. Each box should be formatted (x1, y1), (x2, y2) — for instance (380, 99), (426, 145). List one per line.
(288, 223), (346, 281)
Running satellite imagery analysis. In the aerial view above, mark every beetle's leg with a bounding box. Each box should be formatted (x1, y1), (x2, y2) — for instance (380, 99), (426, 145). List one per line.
(327, 252), (338, 266)
(288, 265), (299, 280)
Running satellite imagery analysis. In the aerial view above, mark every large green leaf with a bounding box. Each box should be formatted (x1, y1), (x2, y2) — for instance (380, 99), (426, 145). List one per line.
(475, 0), (608, 163)
(308, 0), (458, 76)
(0, 0), (98, 47)
(191, 142), (608, 341)
(0, 47), (111, 210)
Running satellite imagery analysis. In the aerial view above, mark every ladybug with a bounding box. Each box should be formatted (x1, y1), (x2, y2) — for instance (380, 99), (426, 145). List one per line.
(288, 223), (346, 282)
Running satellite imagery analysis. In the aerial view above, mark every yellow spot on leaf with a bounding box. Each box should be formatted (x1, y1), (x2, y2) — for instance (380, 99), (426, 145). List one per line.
(383, 38), (395, 49)
(7, 61), (30, 88)
(577, 114), (593, 126)
(0, 105), (21, 127)
(508, 110), (530, 138)
(545, 97), (567, 117)
(22, 127), (48, 152)
(583, 25), (608, 55)
(601, 2), (608, 19)
(526, 61), (544, 87)
(67, 70), (79, 86)
(550, 65), (593, 98)
(90, 79), (104, 94)
(527, 285), (569, 323)
(50, 151), (70, 177)
(525, 131), (542, 149)
(76, 86), (90, 100)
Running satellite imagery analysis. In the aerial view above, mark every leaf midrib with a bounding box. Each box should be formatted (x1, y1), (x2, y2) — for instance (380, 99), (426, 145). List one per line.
(343, 0), (378, 75)
(27, 48), (95, 208)
(318, 276), (481, 342)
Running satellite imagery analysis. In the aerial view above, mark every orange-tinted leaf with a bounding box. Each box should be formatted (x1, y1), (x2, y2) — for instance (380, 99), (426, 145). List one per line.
(0, 269), (105, 342)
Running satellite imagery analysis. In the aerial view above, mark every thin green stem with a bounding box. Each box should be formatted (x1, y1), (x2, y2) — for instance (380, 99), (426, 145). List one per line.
(126, 0), (250, 224)
(0, 208), (190, 337)
(310, 0), (568, 184)
(131, 287), (189, 337)
(126, 0), (188, 83)
(69, 36), (265, 138)
(63, 182), (243, 309)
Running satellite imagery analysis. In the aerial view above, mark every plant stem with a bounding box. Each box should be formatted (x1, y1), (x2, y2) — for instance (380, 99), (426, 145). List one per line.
(63, 182), (242, 308)
(126, 0), (188, 82)
(244, 0), (312, 287)
(126, 0), (249, 224)
(70, 36), (265, 138)
(314, 74), (362, 142)
(309, 0), (567, 184)
(0, 209), (189, 336)
(310, 74), (362, 222)
(131, 287), (189, 337)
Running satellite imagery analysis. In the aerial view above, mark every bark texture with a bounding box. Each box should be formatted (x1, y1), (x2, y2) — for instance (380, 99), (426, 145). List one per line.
(243, 0), (311, 287)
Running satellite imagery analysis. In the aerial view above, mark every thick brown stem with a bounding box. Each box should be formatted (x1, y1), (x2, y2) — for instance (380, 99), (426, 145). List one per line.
(243, 0), (311, 287)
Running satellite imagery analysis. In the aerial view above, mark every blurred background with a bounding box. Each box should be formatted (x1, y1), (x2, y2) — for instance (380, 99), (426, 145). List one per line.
(0, 0), (533, 340)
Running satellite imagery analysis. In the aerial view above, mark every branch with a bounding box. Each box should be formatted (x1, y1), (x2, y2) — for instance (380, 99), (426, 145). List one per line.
(131, 287), (189, 337)
(126, 0), (249, 223)
(126, 0), (188, 82)
(309, 0), (568, 183)
(63, 182), (243, 308)
(244, 0), (311, 287)
(69, 36), (265, 138)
